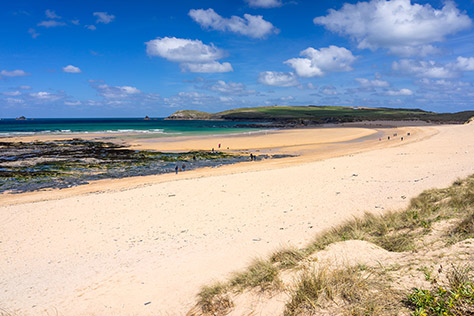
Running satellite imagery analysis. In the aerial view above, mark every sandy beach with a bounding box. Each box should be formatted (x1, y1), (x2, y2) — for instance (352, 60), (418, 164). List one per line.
(1, 122), (474, 315)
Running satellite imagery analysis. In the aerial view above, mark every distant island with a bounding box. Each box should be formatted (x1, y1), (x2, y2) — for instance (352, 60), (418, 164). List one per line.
(166, 105), (474, 126)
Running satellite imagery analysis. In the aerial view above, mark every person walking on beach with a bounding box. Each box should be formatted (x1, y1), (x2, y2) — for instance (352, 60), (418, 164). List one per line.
(175, 165), (178, 174)
(182, 163), (186, 171)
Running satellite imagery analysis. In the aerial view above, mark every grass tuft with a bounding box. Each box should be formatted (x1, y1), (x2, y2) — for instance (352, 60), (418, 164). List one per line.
(270, 247), (305, 269)
(284, 266), (402, 316)
(230, 259), (281, 291)
(376, 232), (416, 252)
(447, 211), (474, 244)
(305, 175), (474, 255)
(196, 282), (233, 316)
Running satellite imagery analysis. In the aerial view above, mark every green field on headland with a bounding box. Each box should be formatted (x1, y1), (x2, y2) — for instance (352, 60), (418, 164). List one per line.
(167, 105), (474, 125)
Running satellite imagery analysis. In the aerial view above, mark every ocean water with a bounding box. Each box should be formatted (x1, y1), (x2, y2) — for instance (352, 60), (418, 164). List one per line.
(0, 118), (263, 137)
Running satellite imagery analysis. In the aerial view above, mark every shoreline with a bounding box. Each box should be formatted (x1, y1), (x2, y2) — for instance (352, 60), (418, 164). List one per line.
(0, 119), (435, 144)
(2, 123), (473, 315)
(1, 124), (423, 206)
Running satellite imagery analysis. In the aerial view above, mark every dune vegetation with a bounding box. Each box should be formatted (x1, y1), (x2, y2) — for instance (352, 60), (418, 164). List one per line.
(190, 174), (474, 316)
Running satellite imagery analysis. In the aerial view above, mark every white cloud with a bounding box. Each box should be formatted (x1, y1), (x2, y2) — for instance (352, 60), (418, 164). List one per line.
(5, 98), (25, 104)
(164, 92), (217, 108)
(306, 83), (317, 90)
(18, 85), (32, 90)
(1, 91), (21, 96)
(321, 86), (338, 95)
(386, 88), (413, 96)
(417, 78), (470, 91)
(81, 85), (162, 109)
(163, 91), (252, 109)
(414, 79), (474, 108)
(180, 62), (233, 73)
(71, 20), (80, 25)
(284, 46), (356, 77)
(200, 80), (257, 96)
(45, 9), (61, 19)
(210, 80), (245, 94)
(64, 100), (81, 106)
(146, 37), (223, 63)
(93, 12), (115, 24)
(258, 71), (299, 87)
(388, 45), (440, 57)
(37, 20), (66, 28)
(268, 95), (296, 104)
(245, 0), (282, 8)
(88, 82), (162, 107)
(355, 78), (389, 87)
(28, 28), (39, 38)
(85, 25), (96, 31)
(189, 8), (278, 39)
(94, 84), (141, 99)
(454, 57), (474, 71)
(84, 100), (101, 106)
(392, 59), (457, 78)
(314, 0), (472, 56)
(219, 96), (233, 102)
(1, 70), (31, 77)
(29, 91), (63, 101)
(62, 65), (82, 73)
(145, 37), (233, 73)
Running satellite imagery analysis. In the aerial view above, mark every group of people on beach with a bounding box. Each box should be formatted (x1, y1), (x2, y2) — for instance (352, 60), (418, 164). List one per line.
(174, 143), (259, 174)
(175, 163), (186, 174)
(379, 131), (411, 142)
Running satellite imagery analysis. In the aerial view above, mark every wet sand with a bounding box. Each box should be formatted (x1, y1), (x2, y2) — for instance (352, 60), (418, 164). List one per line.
(1, 123), (473, 315)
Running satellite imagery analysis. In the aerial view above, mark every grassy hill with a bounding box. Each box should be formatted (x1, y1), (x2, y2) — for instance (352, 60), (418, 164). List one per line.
(166, 105), (474, 125)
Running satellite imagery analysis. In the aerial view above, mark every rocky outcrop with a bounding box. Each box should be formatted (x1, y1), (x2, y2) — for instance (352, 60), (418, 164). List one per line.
(165, 110), (213, 120)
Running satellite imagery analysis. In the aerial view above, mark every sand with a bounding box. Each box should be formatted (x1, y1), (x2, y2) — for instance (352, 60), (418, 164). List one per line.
(1, 123), (473, 315)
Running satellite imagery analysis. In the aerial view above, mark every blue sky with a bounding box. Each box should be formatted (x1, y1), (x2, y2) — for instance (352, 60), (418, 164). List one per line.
(1, 0), (474, 117)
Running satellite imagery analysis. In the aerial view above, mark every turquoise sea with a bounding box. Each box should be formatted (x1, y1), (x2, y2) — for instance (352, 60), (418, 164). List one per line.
(0, 118), (263, 137)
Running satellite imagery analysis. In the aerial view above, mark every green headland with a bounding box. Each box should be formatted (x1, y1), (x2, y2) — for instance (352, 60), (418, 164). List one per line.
(166, 105), (474, 125)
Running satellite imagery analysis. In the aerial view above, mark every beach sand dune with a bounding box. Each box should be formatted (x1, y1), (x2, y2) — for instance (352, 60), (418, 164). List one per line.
(1, 123), (473, 315)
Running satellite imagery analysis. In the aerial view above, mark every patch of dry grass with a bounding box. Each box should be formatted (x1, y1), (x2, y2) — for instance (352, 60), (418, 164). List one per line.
(284, 266), (403, 316)
(446, 211), (474, 244)
(229, 259), (281, 291)
(270, 247), (305, 269)
(193, 259), (280, 315)
(192, 175), (474, 315)
(306, 175), (474, 255)
(196, 282), (233, 316)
